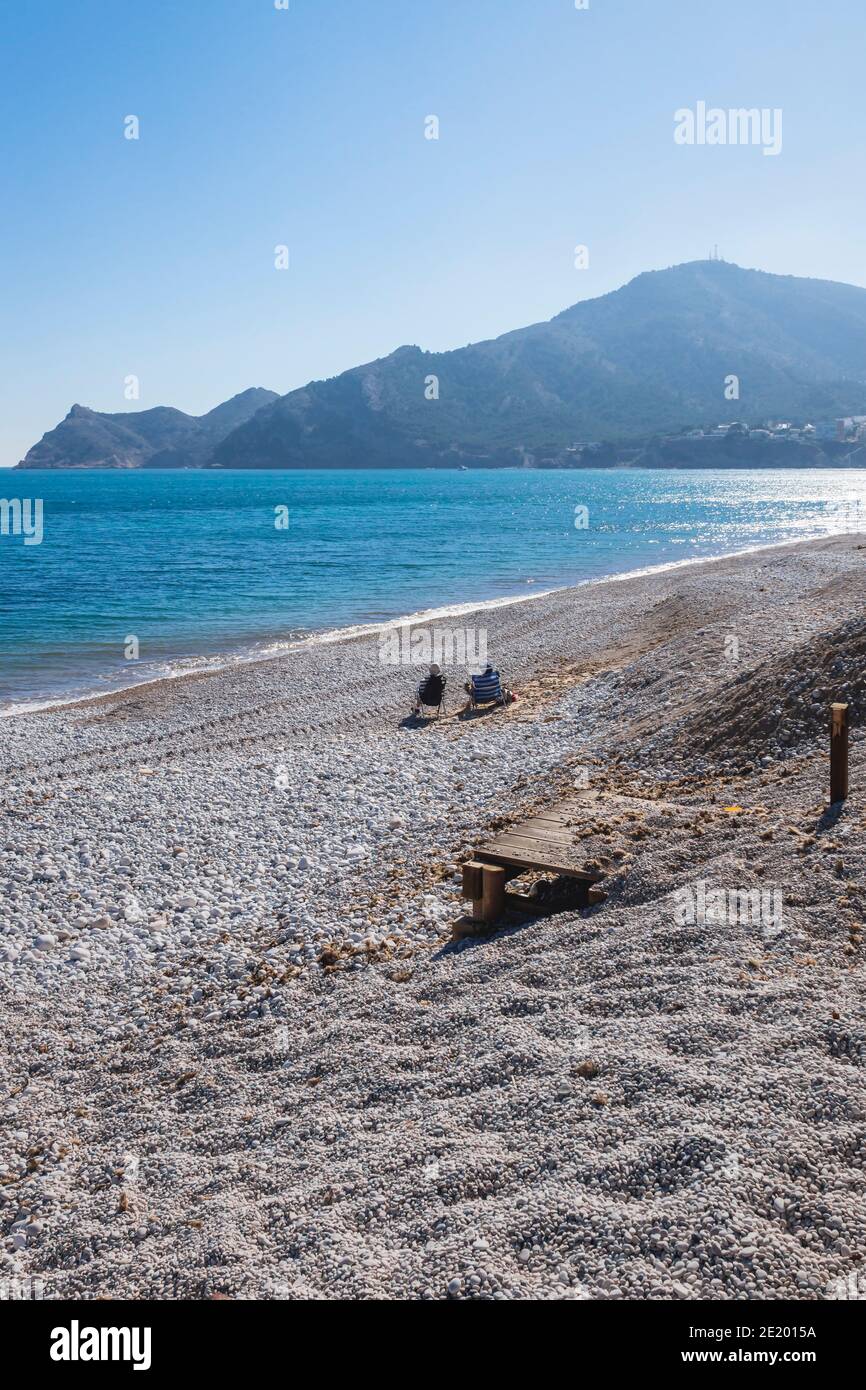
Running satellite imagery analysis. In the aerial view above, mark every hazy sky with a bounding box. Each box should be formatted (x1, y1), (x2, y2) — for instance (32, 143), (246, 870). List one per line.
(2, 0), (864, 466)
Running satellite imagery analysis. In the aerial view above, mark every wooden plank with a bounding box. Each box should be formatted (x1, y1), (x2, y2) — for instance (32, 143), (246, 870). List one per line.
(497, 816), (581, 836)
(493, 822), (580, 847)
(520, 811), (579, 826)
(523, 812), (582, 827)
(486, 835), (573, 857)
(475, 846), (603, 881)
(486, 828), (581, 851)
(508, 813), (582, 832)
(484, 846), (597, 876)
(486, 829), (581, 855)
(485, 844), (583, 871)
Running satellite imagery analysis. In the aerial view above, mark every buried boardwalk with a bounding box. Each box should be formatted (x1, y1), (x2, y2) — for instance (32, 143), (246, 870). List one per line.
(1, 535), (865, 1299)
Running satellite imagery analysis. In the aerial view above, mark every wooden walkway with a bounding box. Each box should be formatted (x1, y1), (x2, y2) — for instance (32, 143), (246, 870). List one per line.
(455, 796), (607, 935)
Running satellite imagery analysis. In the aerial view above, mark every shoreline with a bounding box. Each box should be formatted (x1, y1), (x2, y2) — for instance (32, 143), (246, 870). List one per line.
(9, 459), (866, 472)
(1, 529), (844, 720)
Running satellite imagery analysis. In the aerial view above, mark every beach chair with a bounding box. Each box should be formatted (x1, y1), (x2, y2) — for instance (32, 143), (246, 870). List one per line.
(417, 674), (447, 718)
(467, 669), (506, 709)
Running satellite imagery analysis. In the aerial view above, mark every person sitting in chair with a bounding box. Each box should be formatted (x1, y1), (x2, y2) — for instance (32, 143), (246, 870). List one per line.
(461, 663), (506, 713)
(413, 663), (446, 716)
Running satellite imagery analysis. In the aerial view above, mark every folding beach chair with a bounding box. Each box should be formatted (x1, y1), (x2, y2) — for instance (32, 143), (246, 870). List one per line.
(467, 669), (506, 709)
(417, 674), (447, 719)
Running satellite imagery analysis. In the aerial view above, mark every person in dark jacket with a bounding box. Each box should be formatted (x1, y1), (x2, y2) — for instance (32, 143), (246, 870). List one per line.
(413, 663), (446, 715)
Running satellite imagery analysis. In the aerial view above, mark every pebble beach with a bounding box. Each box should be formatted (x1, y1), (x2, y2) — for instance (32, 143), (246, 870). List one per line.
(2, 533), (865, 1300)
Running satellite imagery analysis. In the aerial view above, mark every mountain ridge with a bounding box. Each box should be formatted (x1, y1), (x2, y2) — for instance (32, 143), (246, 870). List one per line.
(209, 260), (866, 469)
(16, 388), (279, 470)
(17, 261), (866, 470)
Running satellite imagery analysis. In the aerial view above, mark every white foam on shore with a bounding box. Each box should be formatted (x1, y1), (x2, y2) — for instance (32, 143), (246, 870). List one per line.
(0, 529), (847, 719)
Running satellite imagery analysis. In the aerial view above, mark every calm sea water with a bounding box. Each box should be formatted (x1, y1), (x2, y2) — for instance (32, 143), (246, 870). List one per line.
(2, 467), (865, 711)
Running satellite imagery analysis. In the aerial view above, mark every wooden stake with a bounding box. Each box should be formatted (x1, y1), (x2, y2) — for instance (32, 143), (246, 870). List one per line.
(830, 702), (849, 804)
(480, 865), (505, 923)
(461, 861), (485, 902)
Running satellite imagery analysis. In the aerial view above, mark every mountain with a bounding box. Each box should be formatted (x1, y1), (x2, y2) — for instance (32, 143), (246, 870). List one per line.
(18, 261), (866, 470)
(207, 261), (866, 468)
(16, 388), (279, 470)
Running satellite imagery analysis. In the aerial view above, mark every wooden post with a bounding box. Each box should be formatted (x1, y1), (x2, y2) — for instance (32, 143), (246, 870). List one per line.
(454, 860), (505, 935)
(461, 862), (485, 903)
(480, 865), (505, 924)
(831, 702), (849, 804)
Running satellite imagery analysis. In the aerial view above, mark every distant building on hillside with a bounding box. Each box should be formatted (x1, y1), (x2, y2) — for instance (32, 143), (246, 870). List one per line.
(837, 416), (866, 441)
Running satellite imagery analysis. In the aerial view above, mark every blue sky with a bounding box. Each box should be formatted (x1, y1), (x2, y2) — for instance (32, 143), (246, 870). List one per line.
(1, 0), (864, 465)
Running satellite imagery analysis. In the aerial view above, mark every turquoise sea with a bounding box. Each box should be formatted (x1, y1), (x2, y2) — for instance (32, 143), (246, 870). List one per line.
(2, 467), (865, 712)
